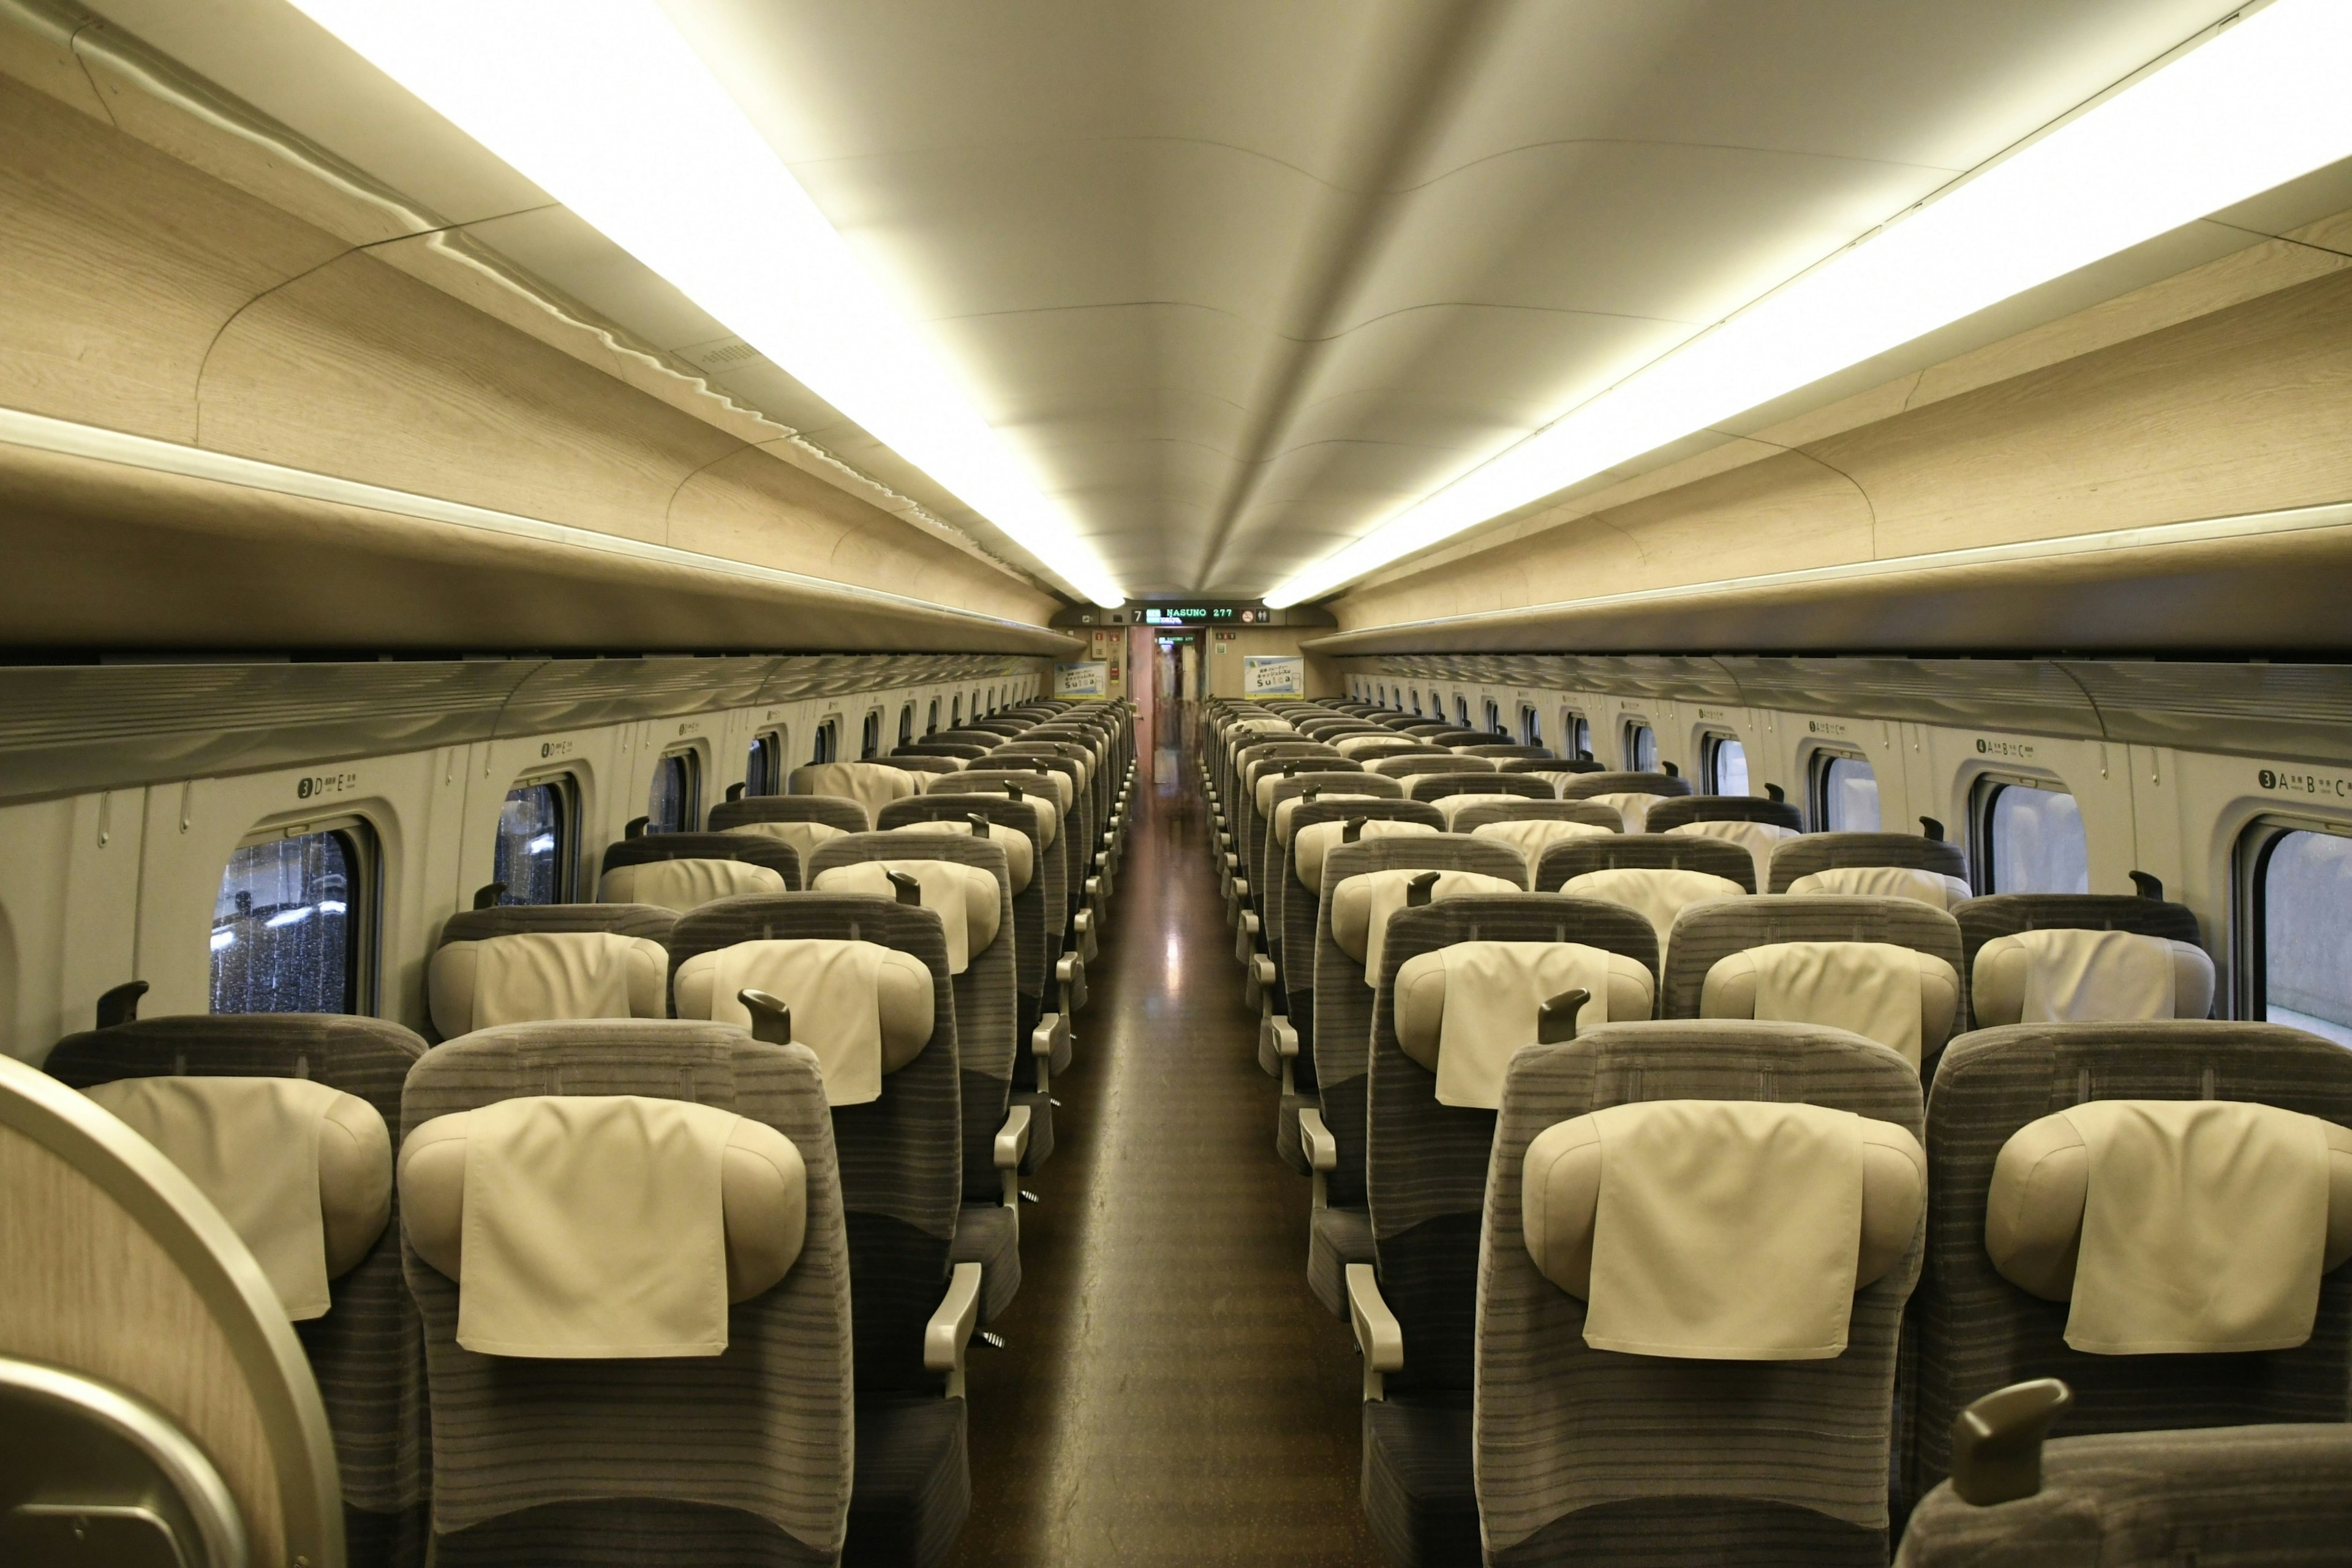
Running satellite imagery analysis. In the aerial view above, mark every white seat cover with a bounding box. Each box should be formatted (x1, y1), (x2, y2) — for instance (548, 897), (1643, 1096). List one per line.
(598, 858), (785, 913)
(789, 762), (921, 826)
(1294, 819), (1441, 893)
(725, 819), (844, 865)
(1435, 790), (1526, 827)
(1664, 819), (1800, 891)
(1703, 941), (1950, 1066)
(1787, 864), (1970, 910)
(1977, 927), (2201, 1024)
(1584, 791), (1668, 832)
(429, 930), (667, 1036)
(674, 939), (933, 1105)
(890, 818), (1033, 895)
(1471, 819), (1615, 879)
(811, 859), (1000, 973)
(1395, 941), (1621, 1109)
(1560, 867), (1746, 954)
(1328, 867), (1521, 978)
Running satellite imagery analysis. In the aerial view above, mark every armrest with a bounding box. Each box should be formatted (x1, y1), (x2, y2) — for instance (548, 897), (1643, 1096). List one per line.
(924, 1261), (985, 1398)
(1297, 1107), (1337, 1173)
(995, 1102), (1032, 1209)
(1345, 1264), (1404, 1401)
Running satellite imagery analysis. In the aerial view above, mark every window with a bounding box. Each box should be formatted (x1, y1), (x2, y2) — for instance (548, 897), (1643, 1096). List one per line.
(899, 705), (915, 748)
(747, 731), (785, 797)
(1485, 698), (1504, 736)
(1812, 751), (1880, 832)
(951, 695), (963, 727)
(1977, 780), (2088, 894)
(1410, 691), (1423, 716)
(861, 710), (882, 759)
(648, 748), (699, 832)
(1520, 705), (1542, 748)
(926, 699), (940, 734)
(1625, 721), (1657, 772)
(2247, 824), (2352, 1046)
(1455, 695), (1471, 728)
(494, 780), (570, 905)
(1703, 735), (1749, 796)
(1561, 709), (1593, 761)
(810, 721), (839, 764)
(211, 824), (368, 1015)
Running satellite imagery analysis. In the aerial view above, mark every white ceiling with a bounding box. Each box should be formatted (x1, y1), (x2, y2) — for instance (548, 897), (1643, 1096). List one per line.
(87, 0), (2244, 603)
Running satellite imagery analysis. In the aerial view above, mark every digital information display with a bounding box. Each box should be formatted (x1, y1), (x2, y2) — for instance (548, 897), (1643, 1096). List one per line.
(1139, 605), (1273, 626)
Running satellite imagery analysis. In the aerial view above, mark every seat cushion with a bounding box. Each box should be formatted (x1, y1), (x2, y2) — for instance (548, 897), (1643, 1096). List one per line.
(845, 1395), (968, 1568)
(1309, 1205), (1375, 1319)
(1363, 1398), (1480, 1568)
(951, 1203), (1022, 1325)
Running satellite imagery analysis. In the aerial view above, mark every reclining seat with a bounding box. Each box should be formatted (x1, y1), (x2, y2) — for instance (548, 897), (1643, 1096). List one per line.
(1768, 824), (1969, 901)
(1351, 894), (1657, 1565)
(711, 794), (871, 876)
(1449, 799), (1623, 881)
(990, 740), (1107, 867)
(1259, 773), (1400, 992)
(427, 902), (676, 1042)
(791, 761), (924, 826)
(1343, 739), (1450, 766)
(1956, 883), (2207, 1032)
(1897, 1385), (2352, 1567)
(1665, 896), (1967, 1075)
(875, 755), (964, 786)
(1374, 755), (1490, 787)
(956, 765), (1094, 962)
(394, 1018), (856, 1564)
(921, 775), (1084, 1021)
(1407, 771), (1555, 825)
(1905, 1019), (2352, 1520)
(1301, 839), (1523, 1317)
(991, 752), (1106, 911)
(1499, 755), (1607, 797)
(1534, 836), (1757, 968)
(897, 741), (990, 763)
(1229, 744), (1346, 916)
(665, 892), (977, 1566)
(1560, 769), (1697, 831)
(1245, 762), (1371, 986)
(49, 1011), (431, 1566)
(965, 718), (1029, 739)
(1475, 1019), (1928, 1565)
(1457, 744), (1550, 760)
(1646, 794), (1806, 891)
(810, 832), (1029, 1325)
(598, 832), (800, 913)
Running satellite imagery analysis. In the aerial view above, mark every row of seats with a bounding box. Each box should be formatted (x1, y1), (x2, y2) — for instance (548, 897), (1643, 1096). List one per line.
(1199, 696), (2352, 1567)
(37, 698), (1136, 1567)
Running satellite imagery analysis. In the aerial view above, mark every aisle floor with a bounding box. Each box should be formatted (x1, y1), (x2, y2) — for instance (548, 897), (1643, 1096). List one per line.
(941, 746), (1378, 1566)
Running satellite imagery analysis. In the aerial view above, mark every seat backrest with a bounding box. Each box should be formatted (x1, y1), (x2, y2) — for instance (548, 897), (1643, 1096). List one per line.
(1501, 756), (1603, 775)
(1313, 837), (1525, 1210)
(599, 833), (802, 911)
(1561, 771), (1694, 801)
(895, 741), (989, 761)
(45, 1014), (428, 1550)
(1909, 1020), (2352, 1510)
(666, 897), (960, 1392)
(1277, 802), (1447, 1022)
(1408, 771), (1553, 807)
(1665, 894), (1963, 1047)
(1645, 796), (1805, 833)
(1535, 832), (1757, 894)
(1479, 1019), (1926, 1564)
(1954, 894), (2205, 1030)
(428, 903), (676, 1039)
(1769, 831), (1967, 894)
(1455, 744), (1550, 759)
(879, 797), (1055, 1008)
(788, 761), (921, 826)
(1370, 897), (1656, 1398)
(398, 1021), (851, 1558)
(1374, 754), (1490, 782)
(811, 833), (1016, 1207)
(1448, 799), (1624, 834)
(875, 754), (963, 779)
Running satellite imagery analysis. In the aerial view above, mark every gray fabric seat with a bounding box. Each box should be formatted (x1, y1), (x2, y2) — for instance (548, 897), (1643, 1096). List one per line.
(1558, 771), (1694, 802)
(1406, 772), (1555, 806)
(1534, 833), (1757, 894)
(846, 1396), (971, 1568)
(398, 1019), (852, 1566)
(1500, 756), (1604, 776)
(425, 902), (677, 1041)
(1905, 1021), (2352, 1520)
(600, 831), (805, 891)
(1768, 830), (1966, 894)
(1953, 892), (2204, 1030)
(1644, 796), (1804, 833)
(1476, 1020), (1926, 1566)
(47, 1013), (432, 1568)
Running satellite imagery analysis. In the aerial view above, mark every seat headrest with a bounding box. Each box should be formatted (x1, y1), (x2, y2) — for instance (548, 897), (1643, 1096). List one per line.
(1471, 819), (1618, 878)
(1328, 868), (1521, 975)
(1700, 941), (1959, 1068)
(724, 819), (845, 865)
(812, 858), (1001, 971)
(1395, 942), (1653, 1107)
(1273, 793), (1384, 845)
(1523, 1100), (1923, 1358)
(1789, 864), (1970, 910)
(1294, 819), (1442, 892)
(992, 763), (1079, 812)
(710, 796), (869, 835)
(1582, 791), (1684, 832)
(888, 818), (1033, 894)
(1430, 789), (1532, 825)
(1972, 929), (2214, 1027)
(1664, 819), (1802, 891)
(932, 781), (1060, 846)
(399, 1096), (805, 1357)
(788, 761), (922, 824)
(1560, 867), (1747, 952)
(1335, 734), (1403, 756)
(673, 940), (933, 1105)
(1988, 1101), (2352, 1354)
(429, 930), (668, 1038)
(1561, 772), (1694, 802)
(597, 858), (788, 913)
(83, 1076), (390, 1321)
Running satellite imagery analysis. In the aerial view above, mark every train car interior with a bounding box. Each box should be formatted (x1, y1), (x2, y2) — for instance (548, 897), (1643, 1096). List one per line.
(7, 1), (2352, 1564)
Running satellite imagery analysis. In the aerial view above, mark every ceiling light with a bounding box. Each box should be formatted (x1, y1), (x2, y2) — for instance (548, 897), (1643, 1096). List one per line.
(1265, 0), (2352, 607)
(286, 0), (1125, 607)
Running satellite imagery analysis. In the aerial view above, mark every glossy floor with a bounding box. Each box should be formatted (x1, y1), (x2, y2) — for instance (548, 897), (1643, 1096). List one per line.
(944, 739), (1376, 1566)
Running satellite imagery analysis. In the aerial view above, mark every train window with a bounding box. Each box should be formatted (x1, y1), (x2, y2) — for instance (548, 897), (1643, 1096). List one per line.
(648, 748), (699, 832)
(861, 710), (881, 759)
(2245, 824), (2352, 1046)
(810, 721), (840, 764)
(1812, 750), (1880, 832)
(1624, 721), (1657, 772)
(1703, 734), (1749, 796)
(1560, 709), (1592, 761)
(493, 780), (570, 905)
(1483, 698), (1501, 735)
(1978, 779), (2089, 894)
(898, 704), (915, 748)
(1454, 695), (1471, 728)
(926, 699), (940, 734)
(211, 823), (369, 1015)
(746, 730), (785, 796)
(1520, 705), (1541, 748)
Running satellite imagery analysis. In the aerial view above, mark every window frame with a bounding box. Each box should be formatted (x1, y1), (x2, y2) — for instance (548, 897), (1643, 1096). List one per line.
(1520, 704), (1542, 748)
(1559, 707), (1592, 762)
(1807, 745), (1875, 833)
(648, 745), (702, 832)
(213, 813), (377, 1017)
(926, 699), (940, 735)
(861, 709), (883, 760)
(494, 771), (576, 905)
(1700, 731), (1749, 797)
(1455, 695), (1471, 728)
(1970, 772), (2084, 895)
(899, 704), (916, 749)
(1623, 719), (1657, 773)
(2235, 814), (2352, 1027)
(746, 729), (786, 797)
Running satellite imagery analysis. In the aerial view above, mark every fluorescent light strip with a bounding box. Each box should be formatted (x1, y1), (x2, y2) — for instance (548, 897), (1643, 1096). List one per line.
(287, 0), (1124, 608)
(1267, 0), (2352, 607)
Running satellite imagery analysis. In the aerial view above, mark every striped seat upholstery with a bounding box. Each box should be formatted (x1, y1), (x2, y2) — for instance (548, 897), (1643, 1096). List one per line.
(1768, 831), (1967, 894)
(1953, 893), (2204, 1030)
(48, 1014), (432, 1568)
(1477, 1020), (1927, 1566)
(1905, 1022), (2352, 1522)
(426, 903), (677, 1041)
(934, 772), (1079, 945)
(714, 796), (883, 837)
(1406, 771), (1554, 805)
(1256, 771), (1389, 970)
(1643, 796), (1804, 834)
(1362, 897), (1656, 1567)
(1534, 833), (1757, 894)
(600, 832), (804, 895)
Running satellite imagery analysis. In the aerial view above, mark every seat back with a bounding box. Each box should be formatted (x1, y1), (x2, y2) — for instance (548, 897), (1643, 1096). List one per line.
(598, 833), (801, 911)
(1278, 802), (1447, 1035)
(1908, 1021), (2352, 1509)
(1447, 799), (1624, 833)
(1500, 756), (1603, 775)
(1407, 772), (1555, 810)
(1478, 1020), (1926, 1564)
(1534, 832), (1757, 893)
(924, 777), (1071, 944)
(895, 741), (989, 761)
(1370, 897), (1656, 1397)
(667, 897), (960, 1392)
(398, 1021), (851, 1560)
(1455, 744), (1550, 759)
(1645, 796), (1804, 833)
(880, 798), (1055, 1011)
(875, 754), (962, 780)
(427, 904), (676, 1039)
(1769, 831), (1967, 894)
(788, 761), (921, 826)
(1665, 895), (1963, 1061)
(1954, 894), (2204, 1030)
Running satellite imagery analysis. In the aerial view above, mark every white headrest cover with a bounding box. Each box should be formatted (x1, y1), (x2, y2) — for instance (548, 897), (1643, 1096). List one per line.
(1988, 1101), (2352, 1354)
(965, 787), (1059, 848)
(1700, 942), (1959, 1068)
(1664, 819), (1801, 890)
(890, 818), (1033, 894)
(1335, 734), (1398, 757)
(1787, 865), (1970, 910)
(674, 940), (932, 1104)
(1394, 942), (1651, 1107)
(1523, 1101), (1923, 1359)
(85, 1077), (389, 1321)
(1273, 793), (1381, 845)
(597, 858), (785, 913)
(812, 859), (1001, 971)
(789, 762), (921, 824)
(429, 930), (667, 1038)
(1294, 820), (1440, 893)
(1559, 867), (1746, 953)
(1433, 790), (1527, 827)
(399, 1096), (805, 1357)
(1371, 755), (1445, 777)
(725, 820), (843, 864)
(1972, 929), (2213, 1027)
(1470, 819), (1616, 878)
(1515, 772), (1587, 797)
(1328, 868), (1521, 977)
(1585, 791), (1668, 832)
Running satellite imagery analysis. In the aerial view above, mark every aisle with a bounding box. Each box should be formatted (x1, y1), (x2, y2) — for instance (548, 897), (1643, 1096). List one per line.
(943, 745), (1377, 1565)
